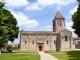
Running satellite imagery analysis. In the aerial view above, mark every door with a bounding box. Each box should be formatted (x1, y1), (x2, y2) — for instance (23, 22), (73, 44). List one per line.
(39, 46), (42, 51)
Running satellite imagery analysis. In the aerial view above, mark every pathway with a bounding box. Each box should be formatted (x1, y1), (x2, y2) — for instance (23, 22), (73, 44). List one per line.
(38, 51), (58, 60)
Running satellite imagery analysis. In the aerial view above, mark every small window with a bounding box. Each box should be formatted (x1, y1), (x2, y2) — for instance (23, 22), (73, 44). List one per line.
(25, 41), (26, 44)
(60, 20), (62, 26)
(32, 41), (34, 44)
(47, 41), (48, 44)
(65, 36), (68, 41)
(63, 20), (65, 26)
(54, 40), (56, 44)
(73, 42), (74, 45)
(58, 20), (59, 26)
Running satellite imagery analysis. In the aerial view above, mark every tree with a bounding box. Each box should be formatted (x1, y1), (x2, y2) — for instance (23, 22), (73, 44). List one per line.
(0, 1), (19, 53)
(72, 0), (80, 37)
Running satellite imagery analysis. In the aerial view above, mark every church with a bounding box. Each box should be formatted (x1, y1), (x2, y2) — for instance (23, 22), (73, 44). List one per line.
(20, 11), (75, 51)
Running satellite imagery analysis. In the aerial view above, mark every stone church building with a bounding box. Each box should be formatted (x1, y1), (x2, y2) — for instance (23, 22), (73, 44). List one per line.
(20, 11), (75, 51)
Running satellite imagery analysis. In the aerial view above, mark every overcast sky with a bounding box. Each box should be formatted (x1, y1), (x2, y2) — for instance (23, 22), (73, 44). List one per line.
(1, 0), (78, 44)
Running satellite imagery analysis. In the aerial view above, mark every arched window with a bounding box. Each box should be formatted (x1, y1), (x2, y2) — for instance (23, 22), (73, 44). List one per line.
(63, 20), (65, 26)
(47, 41), (48, 44)
(60, 20), (62, 26)
(65, 36), (68, 41)
(54, 40), (56, 44)
(25, 41), (26, 44)
(73, 42), (74, 45)
(32, 41), (34, 44)
(57, 20), (59, 26)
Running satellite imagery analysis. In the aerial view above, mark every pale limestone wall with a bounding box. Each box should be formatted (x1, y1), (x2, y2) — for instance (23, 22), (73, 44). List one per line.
(51, 35), (57, 51)
(61, 37), (75, 51)
(44, 34), (51, 51)
(53, 19), (66, 32)
(20, 33), (57, 51)
(56, 34), (61, 51)
(29, 34), (36, 51)
(61, 36), (71, 51)
(29, 42), (36, 51)
(20, 34), (29, 51)
(44, 41), (50, 51)
(71, 37), (75, 50)
(59, 29), (75, 51)
(37, 34), (44, 43)
(20, 30), (75, 52)
(75, 38), (80, 49)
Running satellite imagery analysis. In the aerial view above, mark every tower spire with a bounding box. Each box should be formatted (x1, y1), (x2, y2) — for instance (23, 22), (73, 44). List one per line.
(55, 11), (65, 19)
(53, 11), (66, 32)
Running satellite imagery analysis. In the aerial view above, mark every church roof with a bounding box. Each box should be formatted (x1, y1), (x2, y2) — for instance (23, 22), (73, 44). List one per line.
(54, 11), (65, 19)
(61, 29), (71, 32)
(74, 37), (80, 40)
(20, 31), (58, 35)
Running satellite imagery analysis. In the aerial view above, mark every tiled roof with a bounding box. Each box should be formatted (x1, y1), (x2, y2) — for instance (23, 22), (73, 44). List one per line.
(74, 37), (80, 40)
(20, 31), (58, 34)
(55, 11), (65, 19)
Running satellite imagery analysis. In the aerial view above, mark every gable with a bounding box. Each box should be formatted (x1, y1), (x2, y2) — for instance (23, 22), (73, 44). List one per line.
(59, 29), (72, 37)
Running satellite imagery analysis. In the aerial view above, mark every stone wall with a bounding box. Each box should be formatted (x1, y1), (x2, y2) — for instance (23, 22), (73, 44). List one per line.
(74, 38), (80, 49)
(20, 33), (58, 51)
(58, 29), (75, 51)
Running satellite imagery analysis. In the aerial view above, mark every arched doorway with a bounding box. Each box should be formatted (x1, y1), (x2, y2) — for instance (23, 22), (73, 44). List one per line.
(39, 46), (42, 51)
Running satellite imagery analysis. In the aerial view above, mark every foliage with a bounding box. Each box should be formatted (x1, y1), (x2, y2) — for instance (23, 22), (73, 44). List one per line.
(0, 1), (19, 48)
(72, 0), (80, 37)
(7, 45), (12, 50)
(0, 53), (40, 60)
(6, 45), (12, 52)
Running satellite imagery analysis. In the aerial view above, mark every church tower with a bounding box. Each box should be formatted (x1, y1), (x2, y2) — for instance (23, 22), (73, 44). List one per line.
(53, 11), (66, 32)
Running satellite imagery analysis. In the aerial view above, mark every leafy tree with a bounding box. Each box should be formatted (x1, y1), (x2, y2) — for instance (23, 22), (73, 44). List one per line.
(72, 0), (80, 37)
(0, 1), (19, 50)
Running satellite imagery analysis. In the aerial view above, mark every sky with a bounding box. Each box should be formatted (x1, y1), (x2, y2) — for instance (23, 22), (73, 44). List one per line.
(1, 0), (78, 44)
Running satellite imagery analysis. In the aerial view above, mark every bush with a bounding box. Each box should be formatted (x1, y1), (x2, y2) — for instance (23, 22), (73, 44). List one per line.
(7, 45), (12, 52)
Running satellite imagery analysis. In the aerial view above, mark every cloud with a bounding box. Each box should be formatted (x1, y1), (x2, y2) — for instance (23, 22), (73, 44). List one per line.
(44, 25), (52, 28)
(37, 0), (75, 7)
(66, 22), (77, 37)
(25, 3), (42, 11)
(2, 0), (76, 11)
(25, 0), (76, 11)
(26, 19), (39, 28)
(69, 6), (78, 15)
(3, 0), (29, 7)
(10, 10), (39, 28)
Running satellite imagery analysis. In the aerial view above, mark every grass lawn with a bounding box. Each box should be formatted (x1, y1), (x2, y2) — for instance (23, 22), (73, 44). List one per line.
(0, 52), (40, 60)
(47, 50), (80, 60)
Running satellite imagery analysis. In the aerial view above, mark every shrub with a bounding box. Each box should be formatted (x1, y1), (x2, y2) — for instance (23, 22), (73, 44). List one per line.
(7, 45), (12, 52)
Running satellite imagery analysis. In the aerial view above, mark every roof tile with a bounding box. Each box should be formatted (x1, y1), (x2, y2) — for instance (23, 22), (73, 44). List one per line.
(55, 11), (65, 19)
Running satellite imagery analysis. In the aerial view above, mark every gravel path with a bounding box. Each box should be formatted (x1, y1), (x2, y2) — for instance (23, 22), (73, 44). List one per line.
(38, 51), (58, 60)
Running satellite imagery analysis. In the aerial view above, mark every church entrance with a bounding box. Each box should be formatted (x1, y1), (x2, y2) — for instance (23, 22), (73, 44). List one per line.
(38, 44), (43, 51)
(39, 46), (42, 51)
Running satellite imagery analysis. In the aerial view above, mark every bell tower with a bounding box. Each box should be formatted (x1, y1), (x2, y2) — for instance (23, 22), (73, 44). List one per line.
(53, 11), (66, 32)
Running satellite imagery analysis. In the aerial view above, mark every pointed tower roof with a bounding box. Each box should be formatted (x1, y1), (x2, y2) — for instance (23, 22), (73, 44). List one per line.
(54, 11), (65, 19)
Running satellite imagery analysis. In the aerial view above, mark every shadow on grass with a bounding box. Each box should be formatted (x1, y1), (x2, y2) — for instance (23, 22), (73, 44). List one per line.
(67, 50), (80, 60)
(1, 51), (17, 53)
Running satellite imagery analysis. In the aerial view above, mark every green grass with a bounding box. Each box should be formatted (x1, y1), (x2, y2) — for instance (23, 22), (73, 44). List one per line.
(0, 52), (40, 60)
(47, 50), (80, 60)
